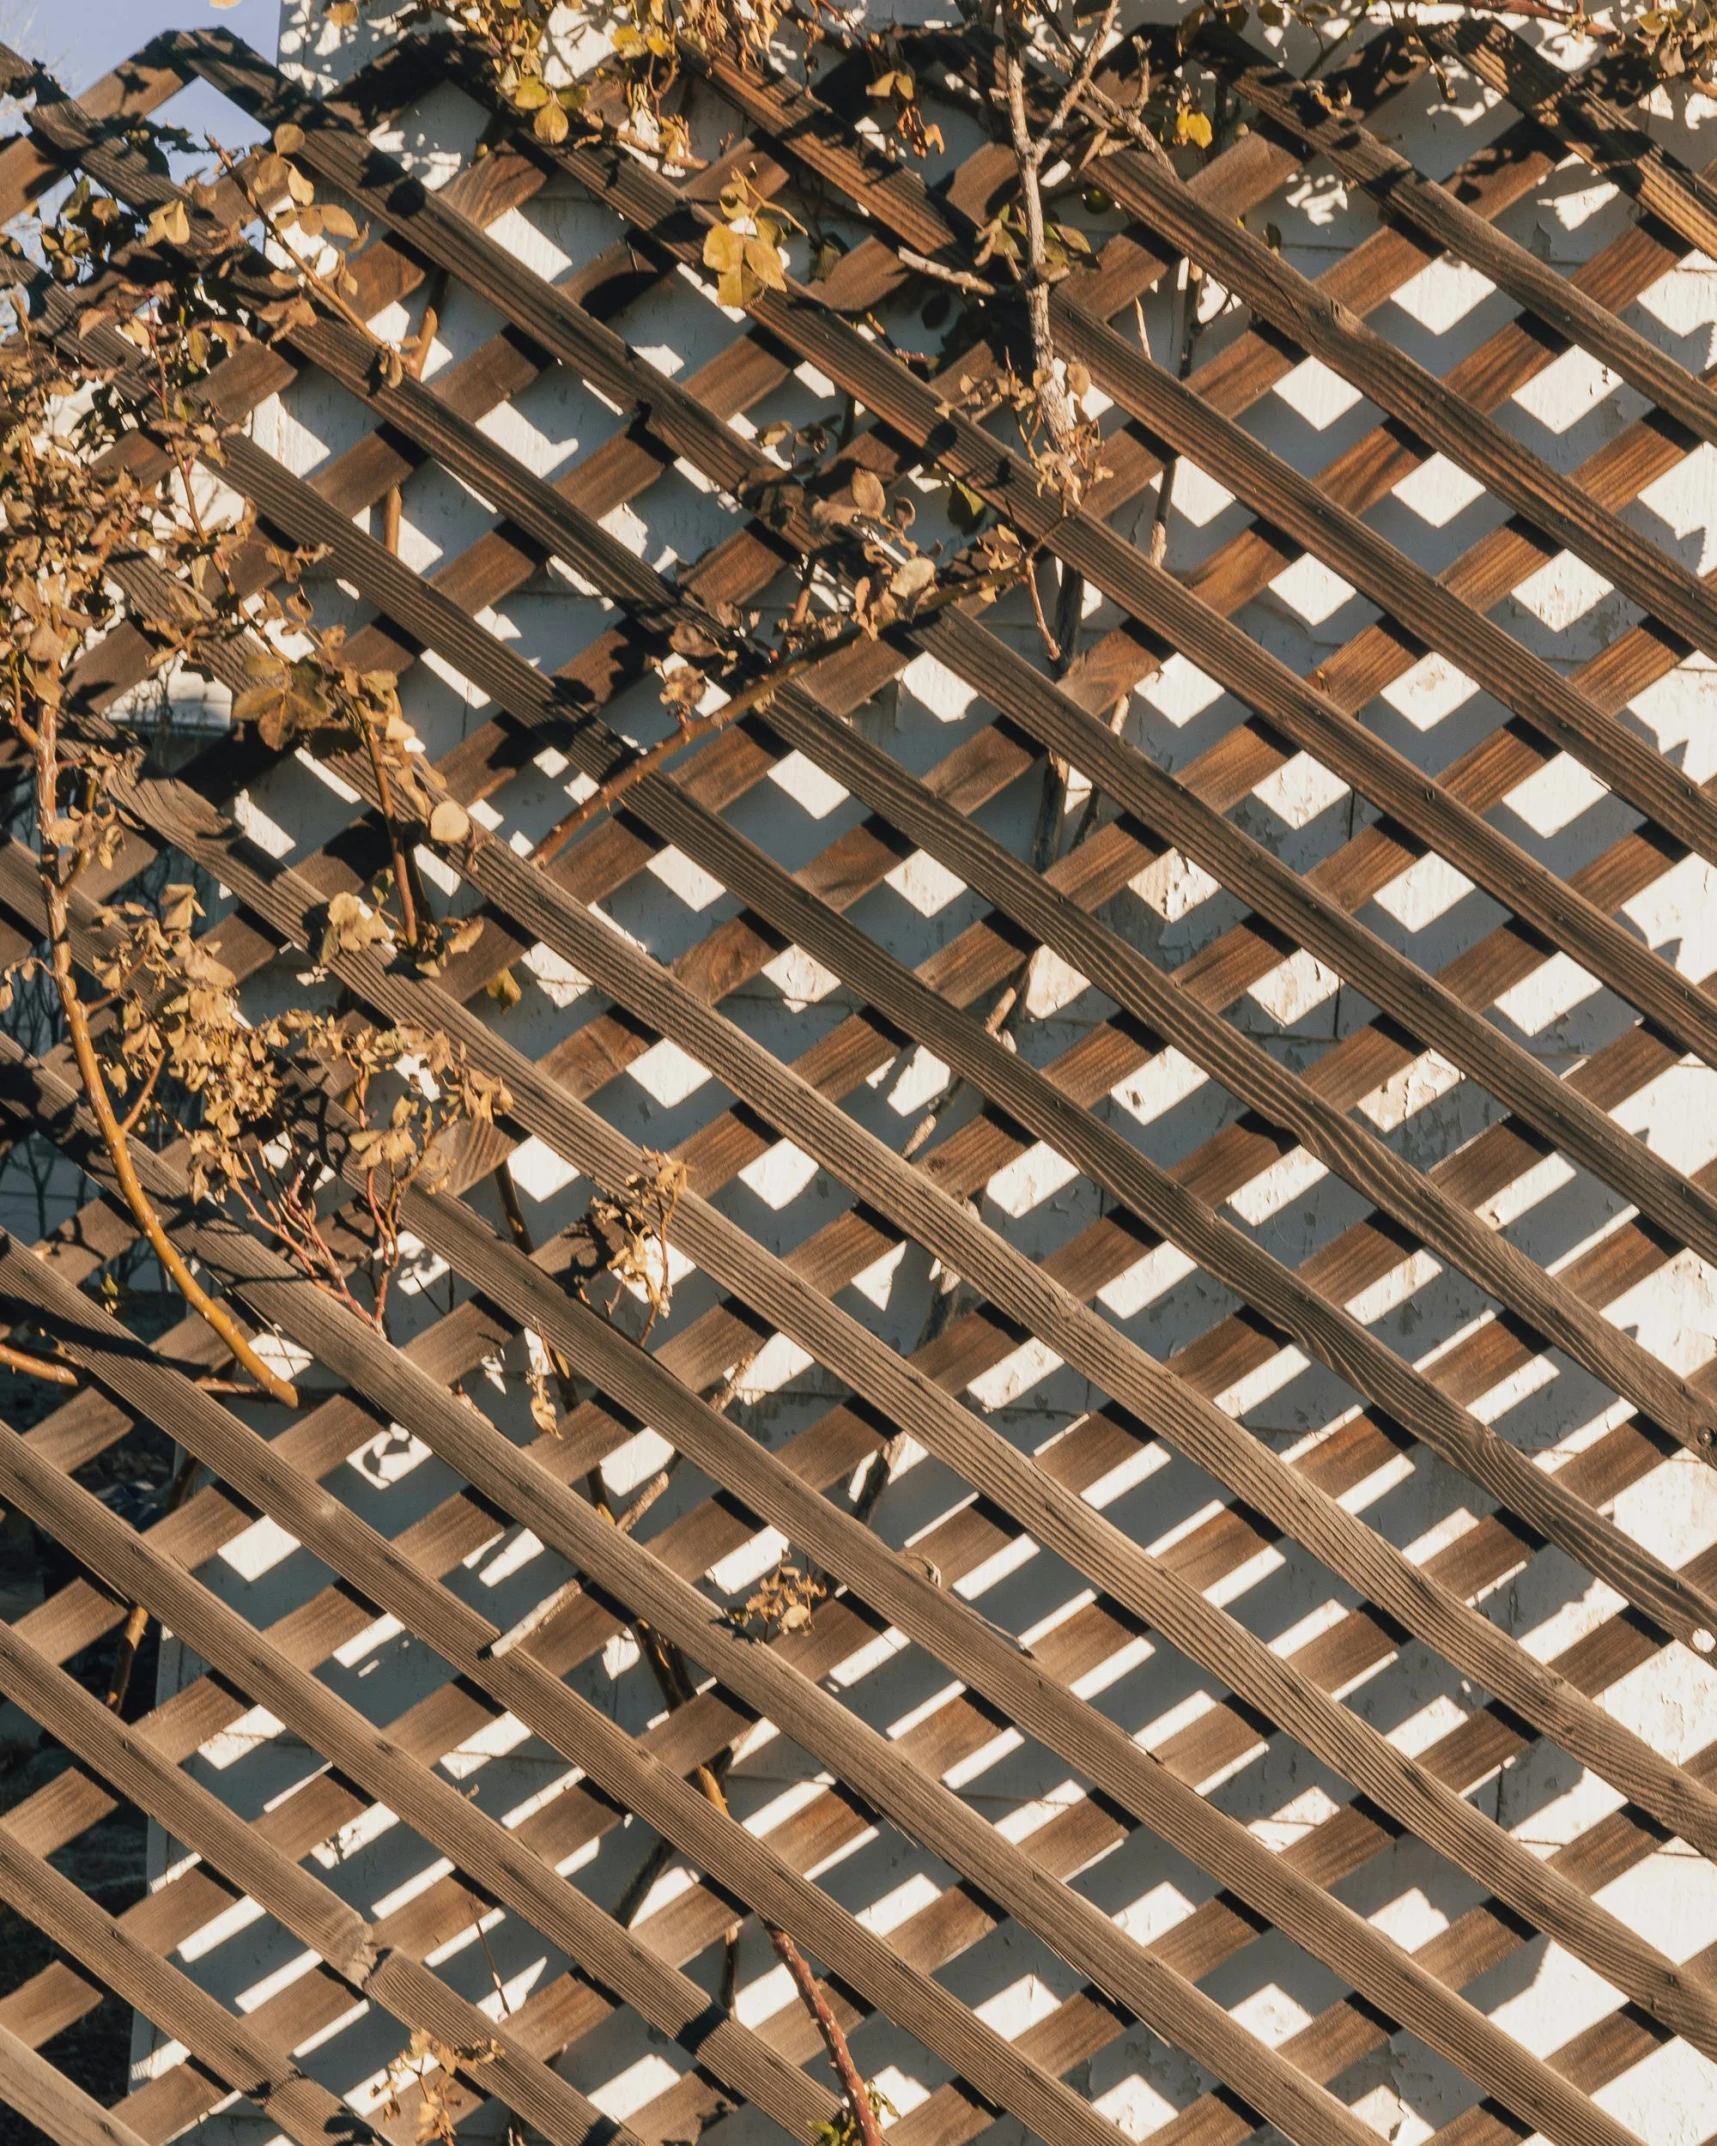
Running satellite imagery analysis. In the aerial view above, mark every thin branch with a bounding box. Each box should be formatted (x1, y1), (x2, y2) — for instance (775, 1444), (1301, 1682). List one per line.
(105, 1450), (201, 1711)
(531, 564), (1026, 864)
(0, 1337), (77, 1388)
(897, 247), (998, 296)
(1002, 0), (1078, 454)
(32, 713), (299, 1410)
(1037, 0), (1120, 142)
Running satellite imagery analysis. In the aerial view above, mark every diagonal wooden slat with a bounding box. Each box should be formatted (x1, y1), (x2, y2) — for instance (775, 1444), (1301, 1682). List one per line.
(11, 25), (1717, 2146)
(20, 54), (1717, 2042)
(33, 64), (1717, 1503)
(79, 727), (1717, 2064)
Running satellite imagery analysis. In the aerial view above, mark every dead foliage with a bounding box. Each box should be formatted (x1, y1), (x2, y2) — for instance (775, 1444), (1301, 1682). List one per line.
(567, 1150), (689, 1342)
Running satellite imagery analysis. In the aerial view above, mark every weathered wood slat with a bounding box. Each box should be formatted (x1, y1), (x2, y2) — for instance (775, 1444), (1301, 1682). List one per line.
(0, 36), (190, 225)
(89, 765), (1717, 2066)
(3, 828), (1699, 2146)
(88, 326), (1717, 1669)
(1441, 16), (1717, 261)
(30, 351), (1717, 2060)
(0, 789), (1674, 2146)
(1203, 27), (1717, 449)
(0, 998), (1660, 2146)
(3, 678), (1699, 2137)
(0, 982), (1699, 2146)
(0, 1422), (842, 2146)
(80, 493), (1717, 1957)
(708, 33), (1717, 875)
(0, 1827), (350, 2146)
(0, 2020), (155, 2146)
(6, 37), (1699, 1742)
(0, 847), (1707, 2146)
(142, 39), (1717, 1254)
(83, 390), (1717, 1776)
(50, 37), (1699, 1424)
(0, 1263), (1386, 2146)
(10, 30), (1717, 2146)
(34, 105), (1717, 1513)
(0, 1619), (375, 1984)
(0, 1621), (648, 2146)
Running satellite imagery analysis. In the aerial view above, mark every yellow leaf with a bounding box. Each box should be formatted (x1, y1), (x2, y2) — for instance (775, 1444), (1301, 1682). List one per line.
(145, 199), (190, 249)
(716, 266), (748, 310)
(510, 78), (551, 109)
(744, 235), (785, 292)
(273, 122), (305, 153)
(1175, 106), (1213, 148)
(533, 99), (570, 145)
(703, 224), (744, 273)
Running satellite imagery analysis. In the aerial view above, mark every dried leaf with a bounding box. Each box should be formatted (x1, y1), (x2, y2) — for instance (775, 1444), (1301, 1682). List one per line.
(670, 621), (723, 659)
(145, 199), (190, 249)
(160, 883), (200, 936)
(231, 654), (334, 752)
(428, 797), (470, 846)
(743, 234), (785, 292)
(850, 469), (886, 517)
(703, 224), (745, 275)
(889, 555), (936, 607)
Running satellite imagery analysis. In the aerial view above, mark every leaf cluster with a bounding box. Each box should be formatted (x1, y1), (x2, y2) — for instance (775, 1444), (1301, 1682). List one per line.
(567, 1150), (688, 1339)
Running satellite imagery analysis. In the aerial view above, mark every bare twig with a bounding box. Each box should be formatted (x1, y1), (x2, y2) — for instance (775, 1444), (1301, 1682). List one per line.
(531, 563), (1026, 863)
(898, 247), (998, 296)
(105, 1450), (202, 1711)
(0, 1334), (77, 1387)
(1002, 0), (1078, 454)
(34, 718), (299, 1410)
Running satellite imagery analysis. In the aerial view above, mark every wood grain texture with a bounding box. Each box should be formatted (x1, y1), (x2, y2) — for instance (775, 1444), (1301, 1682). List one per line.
(8, 26), (1717, 2146)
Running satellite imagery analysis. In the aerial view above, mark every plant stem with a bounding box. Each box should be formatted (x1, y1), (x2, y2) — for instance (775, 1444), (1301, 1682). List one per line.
(361, 719), (423, 951)
(382, 271), (447, 557)
(32, 709), (299, 1410)
(105, 1450), (201, 1711)
(769, 1925), (885, 2146)
(0, 1339), (77, 1387)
